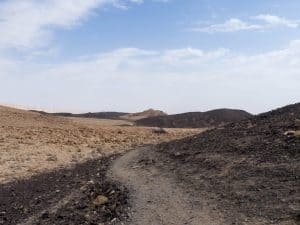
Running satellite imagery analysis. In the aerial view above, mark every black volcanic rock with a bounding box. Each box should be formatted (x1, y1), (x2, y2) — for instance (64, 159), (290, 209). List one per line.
(30, 111), (129, 120)
(0, 155), (129, 225)
(136, 108), (252, 128)
(155, 103), (300, 224)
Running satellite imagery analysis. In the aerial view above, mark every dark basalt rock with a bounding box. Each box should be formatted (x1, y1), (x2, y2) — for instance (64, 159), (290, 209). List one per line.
(0, 155), (129, 225)
(155, 103), (300, 224)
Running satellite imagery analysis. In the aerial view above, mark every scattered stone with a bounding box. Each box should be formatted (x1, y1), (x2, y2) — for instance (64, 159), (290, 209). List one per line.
(0, 155), (129, 225)
(87, 180), (95, 185)
(284, 130), (296, 136)
(93, 195), (109, 206)
(41, 211), (49, 219)
(46, 154), (58, 162)
(284, 130), (300, 137)
(174, 152), (181, 157)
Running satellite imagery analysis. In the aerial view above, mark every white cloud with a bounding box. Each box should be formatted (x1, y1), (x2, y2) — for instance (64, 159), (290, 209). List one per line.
(0, 0), (165, 49)
(0, 0), (113, 49)
(193, 15), (299, 33)
(161, 48), (228, 64)
(128, 0), (144, 3)
(0, 41), (299, 113)
(192, 18), (262, 33)
(255, 14), (299, 28)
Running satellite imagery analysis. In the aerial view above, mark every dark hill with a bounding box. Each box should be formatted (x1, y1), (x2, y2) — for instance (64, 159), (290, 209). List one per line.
(136, 108), (252, 128)
(153, 103), (300, 224)
(30, 110), (129, 120)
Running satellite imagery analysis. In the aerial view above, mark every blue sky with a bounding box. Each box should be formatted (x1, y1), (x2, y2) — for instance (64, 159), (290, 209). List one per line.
(0, 0), (300, 113)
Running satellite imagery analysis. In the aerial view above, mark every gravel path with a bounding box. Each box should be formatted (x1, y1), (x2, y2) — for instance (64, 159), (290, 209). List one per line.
(109, 147), (223, 225)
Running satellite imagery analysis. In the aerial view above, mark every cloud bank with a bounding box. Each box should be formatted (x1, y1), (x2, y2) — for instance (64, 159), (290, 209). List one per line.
(0, 41), (299, 113)
(0, 1), (299, 113)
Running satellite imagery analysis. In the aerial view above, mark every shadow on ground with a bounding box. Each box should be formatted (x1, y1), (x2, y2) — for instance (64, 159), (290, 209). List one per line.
(0, 154), (129, 225)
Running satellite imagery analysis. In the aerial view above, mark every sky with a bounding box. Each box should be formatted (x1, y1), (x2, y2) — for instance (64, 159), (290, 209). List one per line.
(0, 0), (300, 114)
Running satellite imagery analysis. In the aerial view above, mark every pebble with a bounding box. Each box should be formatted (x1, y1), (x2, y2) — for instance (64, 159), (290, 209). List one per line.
(93, 195), (109, 206)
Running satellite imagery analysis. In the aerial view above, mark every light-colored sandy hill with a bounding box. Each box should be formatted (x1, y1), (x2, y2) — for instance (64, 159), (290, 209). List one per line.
(120, 108), (167, 121)
(0, 105), (201, 184)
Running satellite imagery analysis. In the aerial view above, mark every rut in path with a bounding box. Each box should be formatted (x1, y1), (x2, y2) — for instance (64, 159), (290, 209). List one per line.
(109, 147), (224, 225)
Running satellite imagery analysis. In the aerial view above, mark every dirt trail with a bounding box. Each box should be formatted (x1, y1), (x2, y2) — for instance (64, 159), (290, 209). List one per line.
(109, 147), (224, 225)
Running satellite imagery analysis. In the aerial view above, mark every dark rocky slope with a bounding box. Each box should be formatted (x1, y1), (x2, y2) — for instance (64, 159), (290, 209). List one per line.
(0, 155), (129, 225)
(153, 103), (300, 224)
(136, 108), (252, 128)
(30, 110), (129, 120)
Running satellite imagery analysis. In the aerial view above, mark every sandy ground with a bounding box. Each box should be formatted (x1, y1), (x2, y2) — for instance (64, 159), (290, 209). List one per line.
(0, 105), (201, 184)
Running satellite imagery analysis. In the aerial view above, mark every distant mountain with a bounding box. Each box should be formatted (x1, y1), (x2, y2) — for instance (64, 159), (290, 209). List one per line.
(136, 108), (252, 128)
(30, 110), (129, 120)
(119, 109), (168, 121)
(29, 108), (167, 121)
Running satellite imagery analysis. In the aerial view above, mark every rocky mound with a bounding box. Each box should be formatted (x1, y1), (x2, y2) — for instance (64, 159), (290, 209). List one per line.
(155, 103), (300, 224)
(120, 109), (167, 121)
(136, 108), (252, 128)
